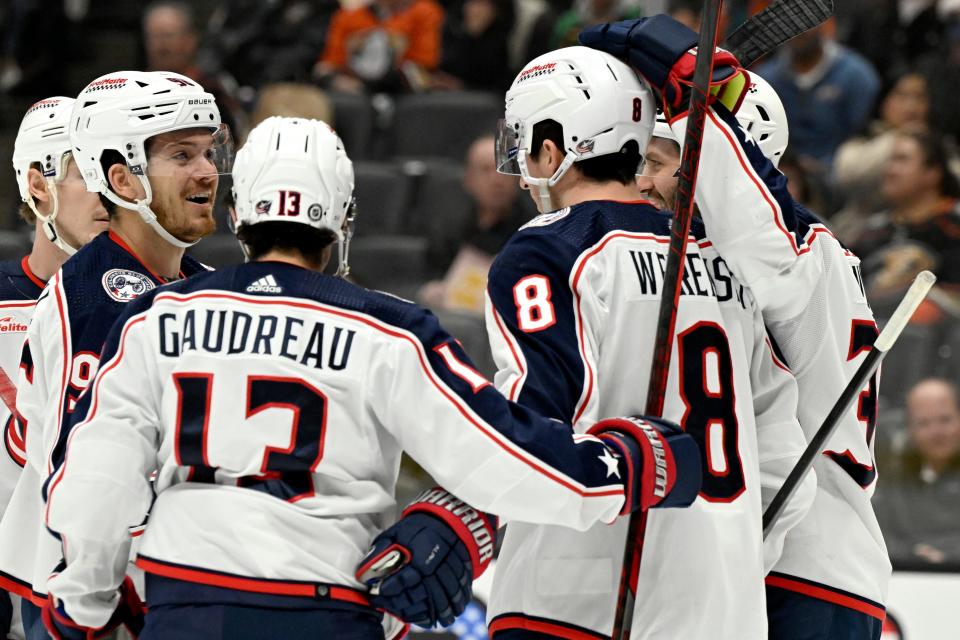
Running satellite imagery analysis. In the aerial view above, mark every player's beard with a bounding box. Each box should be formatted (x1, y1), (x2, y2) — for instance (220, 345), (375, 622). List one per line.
(152, 187), (217, 243)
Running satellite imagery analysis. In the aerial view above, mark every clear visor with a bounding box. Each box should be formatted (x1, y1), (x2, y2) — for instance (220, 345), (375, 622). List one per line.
(143, 123), (235, 179)
(495, 119), (522, 176)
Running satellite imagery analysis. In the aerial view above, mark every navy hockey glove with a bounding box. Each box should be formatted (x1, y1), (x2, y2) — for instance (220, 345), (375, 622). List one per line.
(587, 416), (702, 513)
(42, 575), (144, 640)
(356, 488), (496, 628)
(578, 15), (749, 117)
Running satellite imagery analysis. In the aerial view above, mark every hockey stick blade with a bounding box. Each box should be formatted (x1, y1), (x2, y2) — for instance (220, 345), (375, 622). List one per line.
(762, 271), (936, 538)
(723, 0), (834, 68)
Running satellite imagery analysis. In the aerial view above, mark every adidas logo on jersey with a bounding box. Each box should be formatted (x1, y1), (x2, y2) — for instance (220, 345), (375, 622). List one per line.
(246, 275), (282, 294)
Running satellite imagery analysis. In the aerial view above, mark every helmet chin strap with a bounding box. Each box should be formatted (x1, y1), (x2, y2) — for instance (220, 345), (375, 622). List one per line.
(103, 175), (199, 249)
(28, 179), (78, 256)
(518, 150), (577, 213)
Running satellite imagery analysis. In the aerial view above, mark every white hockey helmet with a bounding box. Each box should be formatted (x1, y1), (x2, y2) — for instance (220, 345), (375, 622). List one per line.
(652, 108), (677, 143)
(737, 73), (789, 167)
(496, 46), (655, 211)
(231, 117), (356, 276)
(69, 70), (230, 248)
(12, 97), (80, 254)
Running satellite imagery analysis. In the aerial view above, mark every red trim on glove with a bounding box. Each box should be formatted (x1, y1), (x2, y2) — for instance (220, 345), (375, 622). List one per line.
(588, 418), (678, 510)
(402, 488), (496, 578)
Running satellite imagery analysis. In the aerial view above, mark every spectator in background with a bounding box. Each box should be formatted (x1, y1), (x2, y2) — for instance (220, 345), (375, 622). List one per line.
(434, 0), (514, 92)
(667, 0), (701, 31)
(249, 83), (333, 130)
(832, 70), (931, 238)
(757, 20), (880, 170)
(777, 148), (833, 217)
(419, 134), (532, 313)
(852, 129), (960, 298)
(143, 1), (245, 137)
(549, 0), (641, 50)
(197, 0), (332, 92)
(875, 378), (960, 566)
(313, 0), (444, 93)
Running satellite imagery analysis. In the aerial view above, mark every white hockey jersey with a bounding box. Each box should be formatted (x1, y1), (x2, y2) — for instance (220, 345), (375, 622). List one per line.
(44, 261), (638, 628)
(0, 257), (45, 602)
(686, 105), (890, 619)
(483, 198), (814, 638)
(0, 231), (207, 603)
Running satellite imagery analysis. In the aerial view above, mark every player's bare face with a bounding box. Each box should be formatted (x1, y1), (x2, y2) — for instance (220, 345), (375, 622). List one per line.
(146, 129), (219, 242)
(54, 157), (111, 247)
(637, 138), (680, 211)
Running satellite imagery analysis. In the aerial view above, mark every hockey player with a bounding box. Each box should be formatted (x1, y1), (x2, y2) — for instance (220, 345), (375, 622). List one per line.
(624, 36), (890, 639)
(38, 116), (700, 640)
(0, 96), (110, 639)
(473, 43), (813, 639)
(0, 70), (228, 639)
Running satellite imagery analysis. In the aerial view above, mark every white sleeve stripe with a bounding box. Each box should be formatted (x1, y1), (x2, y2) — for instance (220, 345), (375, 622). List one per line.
(46, 313), (149, 526)
(433, 342), (490, 393)
(706, 109), (808, 258)
(50, 274), (72, 476)
(488, 296), (528, 402)
(147, 291), (621, 498)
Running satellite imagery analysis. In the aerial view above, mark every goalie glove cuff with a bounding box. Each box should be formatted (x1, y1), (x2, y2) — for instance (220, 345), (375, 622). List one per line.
(587, 416), (702, 513)
(402, 487), (497, 579)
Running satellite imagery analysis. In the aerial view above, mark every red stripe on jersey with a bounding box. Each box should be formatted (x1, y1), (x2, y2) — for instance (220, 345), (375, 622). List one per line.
(386, 621), (410, 640)
(489, 298), (527, 401)
(149, 291), (622, 500)
(20, 256), (46, 289)
(108, 231), (184, 283)
(765, 337), (791, 373)
(569, 231), (703, 425)
(52, 275), (71, 475)
(0, 569), (41, 603)
(765, 573), (886, 621)
(489, 613), (607, 639)
(137, 556), (370, 605)
(706, 109), (806, 257)
(45, 314), (148, 525)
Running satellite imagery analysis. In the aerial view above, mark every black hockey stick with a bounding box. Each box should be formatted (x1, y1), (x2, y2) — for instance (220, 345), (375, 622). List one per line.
(722, 0), (835, 67)
(611, 1), (835, 636)
(762, 271), (937, 539)
(612, 4), (725, 640)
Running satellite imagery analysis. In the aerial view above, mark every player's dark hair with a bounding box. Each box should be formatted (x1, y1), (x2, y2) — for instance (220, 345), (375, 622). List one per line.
(236, 221), (337, 270)
(530, 119), (641, 185)
(900, 129), (960, 198)
(99, 150), (129, 217)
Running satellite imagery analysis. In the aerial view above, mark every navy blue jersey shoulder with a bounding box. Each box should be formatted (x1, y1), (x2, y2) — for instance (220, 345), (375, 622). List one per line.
(793, 203), (856, 253)
(147, 261), (442, 345)
(491, 200), (670, 287)
(0, 258), (44, 301)
(57, 233), (206, 356)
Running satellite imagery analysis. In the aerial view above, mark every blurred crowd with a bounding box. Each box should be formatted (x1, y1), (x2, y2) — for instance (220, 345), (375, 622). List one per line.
(1, 0), (960, 570)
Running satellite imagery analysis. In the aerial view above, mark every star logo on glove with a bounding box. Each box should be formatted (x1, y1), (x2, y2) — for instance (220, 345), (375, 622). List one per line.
(599, 449), (621, 479)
